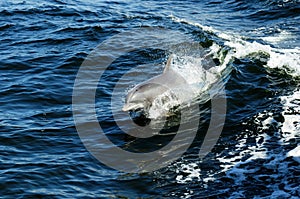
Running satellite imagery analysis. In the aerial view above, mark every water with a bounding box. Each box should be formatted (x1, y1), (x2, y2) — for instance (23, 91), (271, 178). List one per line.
(1, 0), (299, 198)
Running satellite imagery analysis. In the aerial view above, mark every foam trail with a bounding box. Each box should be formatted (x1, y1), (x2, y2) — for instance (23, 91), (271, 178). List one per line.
(170, 15), (300, 77)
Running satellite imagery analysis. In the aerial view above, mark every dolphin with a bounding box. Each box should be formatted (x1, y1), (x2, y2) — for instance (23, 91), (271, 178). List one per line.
(122, 55), (188, 113)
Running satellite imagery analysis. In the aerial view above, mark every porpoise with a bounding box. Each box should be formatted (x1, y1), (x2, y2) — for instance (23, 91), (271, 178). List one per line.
(122, 55), (188, 112)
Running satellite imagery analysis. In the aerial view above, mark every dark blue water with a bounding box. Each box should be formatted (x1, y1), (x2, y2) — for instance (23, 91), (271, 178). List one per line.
(1, 0), (300, 198)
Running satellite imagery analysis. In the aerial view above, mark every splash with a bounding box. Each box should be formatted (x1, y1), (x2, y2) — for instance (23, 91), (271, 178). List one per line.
(147, 44), (224, 119)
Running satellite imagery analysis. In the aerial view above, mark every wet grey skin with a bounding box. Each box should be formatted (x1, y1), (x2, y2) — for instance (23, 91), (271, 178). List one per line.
(122, 55), (187, 112)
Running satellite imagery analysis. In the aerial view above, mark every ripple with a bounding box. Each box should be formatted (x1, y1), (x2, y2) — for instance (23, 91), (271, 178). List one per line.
(0, 0), (299, 198)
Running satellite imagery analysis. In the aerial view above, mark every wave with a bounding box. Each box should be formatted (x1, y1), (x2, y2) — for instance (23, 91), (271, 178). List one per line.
(170, 15), (300, 77)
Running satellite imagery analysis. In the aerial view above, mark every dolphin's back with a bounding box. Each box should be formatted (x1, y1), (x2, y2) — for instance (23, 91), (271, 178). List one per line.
(147, 68), (187, 89)
(123, 55), (191, 112)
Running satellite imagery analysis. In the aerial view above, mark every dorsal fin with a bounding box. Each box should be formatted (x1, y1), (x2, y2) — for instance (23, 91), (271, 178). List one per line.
(163, 54), (173, 73)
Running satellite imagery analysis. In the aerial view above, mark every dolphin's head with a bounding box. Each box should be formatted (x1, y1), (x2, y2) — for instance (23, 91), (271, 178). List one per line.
(123, 55), (174, 112)
(122, 82), (167, 112)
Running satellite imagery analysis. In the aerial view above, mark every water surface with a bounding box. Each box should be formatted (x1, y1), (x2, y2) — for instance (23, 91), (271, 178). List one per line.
(1, 0), (299, 198)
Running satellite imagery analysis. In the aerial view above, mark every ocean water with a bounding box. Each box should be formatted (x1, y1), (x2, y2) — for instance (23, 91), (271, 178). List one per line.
(1, 0), (300, 198)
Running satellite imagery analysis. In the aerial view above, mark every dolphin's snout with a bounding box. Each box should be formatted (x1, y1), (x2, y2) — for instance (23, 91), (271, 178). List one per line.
(122, 103), (144, 112)
(122, 105), (130, 112)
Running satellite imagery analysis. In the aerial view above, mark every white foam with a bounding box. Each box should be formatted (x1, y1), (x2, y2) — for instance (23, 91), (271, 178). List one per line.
(218, 131), (271, 175)
(287, 145), (300, 163)
(281, 89), (300, 140)
(224, 39), (300, 76)
(175, 163), (202, 184)
(174, 161), (217, 189)
(170, 15), (300, 77)
(282, 90), (300, 164)
(263, 30), (295, 43)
